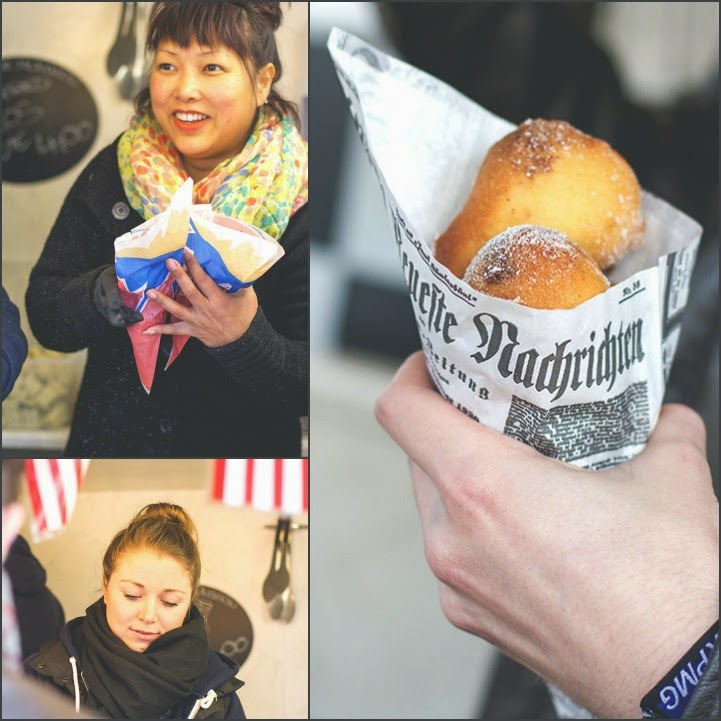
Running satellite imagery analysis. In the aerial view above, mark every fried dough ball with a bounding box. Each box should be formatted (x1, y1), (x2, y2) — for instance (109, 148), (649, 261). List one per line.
(436, 119), (645, 277)
(463, 225), (610, 310)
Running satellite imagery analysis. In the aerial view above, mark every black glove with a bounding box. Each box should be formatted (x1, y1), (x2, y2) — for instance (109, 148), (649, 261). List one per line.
(92, 266), (144, 327)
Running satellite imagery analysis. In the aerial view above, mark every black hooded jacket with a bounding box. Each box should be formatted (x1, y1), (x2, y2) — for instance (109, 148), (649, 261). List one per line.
(25, 618), (245, 719)
(5, 535), (65, 661)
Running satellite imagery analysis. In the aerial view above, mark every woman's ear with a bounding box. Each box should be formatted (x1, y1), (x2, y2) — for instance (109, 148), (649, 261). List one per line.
(255, 63), (276, 107)
(102, 576), (109, 603)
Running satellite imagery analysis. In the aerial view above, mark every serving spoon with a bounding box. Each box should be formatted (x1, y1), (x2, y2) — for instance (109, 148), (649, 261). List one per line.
(106, 2), (137, 78)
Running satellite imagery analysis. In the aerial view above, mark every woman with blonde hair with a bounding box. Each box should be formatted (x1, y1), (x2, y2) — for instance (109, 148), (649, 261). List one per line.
(25, 504), (245, 719)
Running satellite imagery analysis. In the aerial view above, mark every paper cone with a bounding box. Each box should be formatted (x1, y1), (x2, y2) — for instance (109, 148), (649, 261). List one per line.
(328, 28), (702, 469)
(165, 289), (192, 370)
(119, 275), (176, 393)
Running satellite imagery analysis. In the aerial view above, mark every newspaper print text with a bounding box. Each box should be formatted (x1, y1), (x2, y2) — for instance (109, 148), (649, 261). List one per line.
(470, 313), (645, 402)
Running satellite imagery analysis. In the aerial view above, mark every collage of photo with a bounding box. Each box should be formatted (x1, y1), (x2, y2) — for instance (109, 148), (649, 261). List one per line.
(2, 2), (719, 720)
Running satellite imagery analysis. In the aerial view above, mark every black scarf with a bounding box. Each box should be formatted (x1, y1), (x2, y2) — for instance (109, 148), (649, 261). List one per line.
(74, 598), (209, 719)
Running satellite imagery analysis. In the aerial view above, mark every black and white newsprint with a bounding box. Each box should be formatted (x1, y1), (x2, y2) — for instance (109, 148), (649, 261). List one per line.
(328, 28), (703, 720)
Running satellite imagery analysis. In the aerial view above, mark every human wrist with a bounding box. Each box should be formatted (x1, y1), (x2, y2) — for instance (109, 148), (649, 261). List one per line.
(615, 602), (719, 719)
(557, 588), (720, 718)
(640, 621), (719, 718)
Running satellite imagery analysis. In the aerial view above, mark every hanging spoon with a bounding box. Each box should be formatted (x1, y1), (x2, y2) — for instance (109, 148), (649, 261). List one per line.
(267, 518), (291, 620)
(117, 3), (140, 99)
(262, 517), (285, 604)
(106, 2), (136, 78)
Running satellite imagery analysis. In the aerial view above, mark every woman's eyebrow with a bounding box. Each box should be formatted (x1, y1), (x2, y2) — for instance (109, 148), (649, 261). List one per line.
(157, 46), (224, 56)
(119, 580), (186, 594)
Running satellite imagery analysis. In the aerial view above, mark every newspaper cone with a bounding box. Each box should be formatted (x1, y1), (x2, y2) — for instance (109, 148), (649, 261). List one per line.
(328, 28), (701, 470)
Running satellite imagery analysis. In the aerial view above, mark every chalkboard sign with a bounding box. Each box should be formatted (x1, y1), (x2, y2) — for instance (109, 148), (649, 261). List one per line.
(197, 585), (254, 669)
(2, 57), (98, 183)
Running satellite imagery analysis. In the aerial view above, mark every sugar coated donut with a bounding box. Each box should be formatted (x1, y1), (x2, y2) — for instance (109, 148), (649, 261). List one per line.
(463, 224), (610, 310)
(435, 118), (645, 277)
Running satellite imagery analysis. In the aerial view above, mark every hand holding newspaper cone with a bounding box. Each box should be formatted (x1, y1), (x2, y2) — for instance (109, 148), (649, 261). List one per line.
(328, 29), (701, 470)
(330, 29), (707, 721)
(114, 178), (284, 393)
(376, 353), (719, 720)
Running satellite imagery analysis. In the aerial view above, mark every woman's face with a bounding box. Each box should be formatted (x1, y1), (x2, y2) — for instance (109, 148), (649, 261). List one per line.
(103, 548), (193, 653)
(149, 38), (275, 178)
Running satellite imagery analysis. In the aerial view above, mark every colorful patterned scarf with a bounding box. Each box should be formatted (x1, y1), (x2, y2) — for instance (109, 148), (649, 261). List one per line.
(117, 106), (308, 239)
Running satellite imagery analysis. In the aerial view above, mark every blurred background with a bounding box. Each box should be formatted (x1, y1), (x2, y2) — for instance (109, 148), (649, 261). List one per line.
(309, 2), (718, 719)
(1, 1), (308, 457)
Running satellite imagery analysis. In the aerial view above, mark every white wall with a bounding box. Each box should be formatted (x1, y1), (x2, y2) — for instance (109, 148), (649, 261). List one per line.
(17, 458), (309, 720)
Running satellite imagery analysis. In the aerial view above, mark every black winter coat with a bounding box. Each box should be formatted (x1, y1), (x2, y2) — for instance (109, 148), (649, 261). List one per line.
(25, 618), (245, 719)
(26, 139), (308, 457)
(5, 535), (65, 660)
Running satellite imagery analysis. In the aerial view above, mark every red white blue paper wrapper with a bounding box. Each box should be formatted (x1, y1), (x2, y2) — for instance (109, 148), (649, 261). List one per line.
(329, 28), (702, 719)
(115, 178), (284, 393)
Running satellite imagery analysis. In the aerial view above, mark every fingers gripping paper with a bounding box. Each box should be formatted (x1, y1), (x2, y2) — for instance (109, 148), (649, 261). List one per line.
(115, 178), (284, 392)
(329, 28), (702, 720)
(328, 28), (701, 471)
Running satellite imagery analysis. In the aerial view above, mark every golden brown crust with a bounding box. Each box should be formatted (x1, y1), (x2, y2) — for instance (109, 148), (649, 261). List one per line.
(463, 224), (610, 310)
(436, 119), (645, 278)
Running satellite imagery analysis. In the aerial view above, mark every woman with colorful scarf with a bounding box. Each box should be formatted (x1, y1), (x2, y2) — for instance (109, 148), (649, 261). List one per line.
(25, 504), (246, 719)
(26, 2), (308, 457)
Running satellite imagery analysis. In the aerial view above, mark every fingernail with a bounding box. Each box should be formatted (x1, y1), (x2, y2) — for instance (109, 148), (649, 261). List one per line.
(166, 258), (179, 270)
(183, 248), (192, 259)
(146, 290), (156, 299)
(142, 329), (154, 335)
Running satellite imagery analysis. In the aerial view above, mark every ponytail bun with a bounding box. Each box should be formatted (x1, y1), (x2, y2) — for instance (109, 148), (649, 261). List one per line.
(134, 503), (198, 542)
(250, 2), (283, 31)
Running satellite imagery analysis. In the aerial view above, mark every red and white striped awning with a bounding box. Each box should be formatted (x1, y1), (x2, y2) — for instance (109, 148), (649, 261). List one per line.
(24, 459), (90, 542)
(212, 459), (308, 515)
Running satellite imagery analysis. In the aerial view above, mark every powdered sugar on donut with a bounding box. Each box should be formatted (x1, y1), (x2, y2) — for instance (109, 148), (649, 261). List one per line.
(463, 224), (610, 309)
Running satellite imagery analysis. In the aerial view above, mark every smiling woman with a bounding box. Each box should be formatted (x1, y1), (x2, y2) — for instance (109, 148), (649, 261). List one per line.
(24, 503), (245, 719)
(24, 2), (309, 458)
(149, 41), (274, 180)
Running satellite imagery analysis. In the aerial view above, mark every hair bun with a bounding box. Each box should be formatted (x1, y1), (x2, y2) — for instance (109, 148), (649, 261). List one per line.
(134, 503), (198, 541)
(246, 2), (283, 31)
